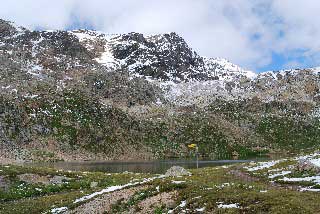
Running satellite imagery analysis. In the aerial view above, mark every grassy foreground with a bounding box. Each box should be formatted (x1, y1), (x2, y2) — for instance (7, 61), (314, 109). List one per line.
(0, 156), (320, 213)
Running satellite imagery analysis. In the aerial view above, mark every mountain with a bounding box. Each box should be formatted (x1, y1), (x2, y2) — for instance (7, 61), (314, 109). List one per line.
(0, 19), (319, 163)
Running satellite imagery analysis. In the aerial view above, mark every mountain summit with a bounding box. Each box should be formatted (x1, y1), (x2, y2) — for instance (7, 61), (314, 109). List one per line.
(70, 29), (256, 82)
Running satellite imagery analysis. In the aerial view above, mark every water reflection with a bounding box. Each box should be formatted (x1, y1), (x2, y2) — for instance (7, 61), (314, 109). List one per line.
(28, 158), (269, 174)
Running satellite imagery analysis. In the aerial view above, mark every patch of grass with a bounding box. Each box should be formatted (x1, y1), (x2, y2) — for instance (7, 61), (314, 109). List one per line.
(286, 170), (318, 178)
(0, 190), (87, 214)
(257, 116), (320, 153)
(2, 159), (320, 213)
(275, 179), (315, 187)
(154, 205), (165, 214)
(0, 164), (151, 211)
(167, 164), (320, 213)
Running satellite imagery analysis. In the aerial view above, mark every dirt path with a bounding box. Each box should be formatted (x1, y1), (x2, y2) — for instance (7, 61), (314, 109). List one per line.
(229, 169), (260, 182)
(129, 191), (178, 214)
(66, 186), (147, 214)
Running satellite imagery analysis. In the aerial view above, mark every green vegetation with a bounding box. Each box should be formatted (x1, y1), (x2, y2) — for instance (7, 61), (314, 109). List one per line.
(0, 165), (149, 213)
(1, 190), (85, 214)
(1, 87), (319, 162)
(1, 156), (320, 213)
(257, 116), (320, 152)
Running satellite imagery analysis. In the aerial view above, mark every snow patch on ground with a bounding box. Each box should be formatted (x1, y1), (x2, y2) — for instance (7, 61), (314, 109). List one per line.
(217, 203), (240, 209)
(300, 187), (320, 192)
(268, 171), (291, 179)
(73, 175), (164, 204)
(251, 153), (320, 191)
(168, 200), (187, 213)
(295, 153), (320, 160)
(280, 176), (320, 184)
(195, 207), (205, 212)
(179, 200), (187, 208)
(52, 175), (165, 213)
(172, 180), (186, 184)
(51, 207), (68, 214)
(245, 160), (282, 172)
(23, 94), (39, 99)
(309, 158), (320, 167)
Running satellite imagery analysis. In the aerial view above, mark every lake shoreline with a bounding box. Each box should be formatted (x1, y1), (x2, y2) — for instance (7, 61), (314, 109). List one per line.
(23, 158), (270, 174)
(1, 152), (320, 213)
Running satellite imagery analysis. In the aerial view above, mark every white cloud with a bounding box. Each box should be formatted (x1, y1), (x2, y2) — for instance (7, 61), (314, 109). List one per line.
(1, 0), (320, 71)
(0, 0), (75, 29)
(283, 60), (303, 70)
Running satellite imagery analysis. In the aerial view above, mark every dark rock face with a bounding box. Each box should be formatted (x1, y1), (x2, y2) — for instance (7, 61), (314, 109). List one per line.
(0, 19), (20, 38)
(39, 31), (93, 60)
(2, 30), (94, 68)
(112, 33), (147, 59)
(110, 32), (208, 81)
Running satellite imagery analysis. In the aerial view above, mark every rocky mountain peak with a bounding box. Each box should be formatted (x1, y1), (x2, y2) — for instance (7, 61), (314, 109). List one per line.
(0, 19), (26, 38)
(1, 19), (319, 107)
(74, 30), (251, 83)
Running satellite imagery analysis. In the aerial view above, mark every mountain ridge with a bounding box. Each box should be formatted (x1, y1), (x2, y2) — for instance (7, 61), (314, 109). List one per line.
(0, 19), (319, 163)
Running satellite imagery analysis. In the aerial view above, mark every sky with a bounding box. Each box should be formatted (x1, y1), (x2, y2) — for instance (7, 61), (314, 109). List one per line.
(1, 0), (320, 72)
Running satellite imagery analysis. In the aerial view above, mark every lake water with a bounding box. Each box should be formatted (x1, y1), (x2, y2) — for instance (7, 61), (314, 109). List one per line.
(27, 158), (268, 174)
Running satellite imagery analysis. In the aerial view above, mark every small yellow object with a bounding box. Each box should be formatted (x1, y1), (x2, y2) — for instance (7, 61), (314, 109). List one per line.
(188, 144), (197, 149)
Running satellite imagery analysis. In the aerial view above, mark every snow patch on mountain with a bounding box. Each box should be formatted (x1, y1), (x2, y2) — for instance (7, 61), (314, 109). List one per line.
(7, 24), (316, 109)
(70, 30), (257, 106)
(96, 44), (121, 69)
(204, 57), (256, 80)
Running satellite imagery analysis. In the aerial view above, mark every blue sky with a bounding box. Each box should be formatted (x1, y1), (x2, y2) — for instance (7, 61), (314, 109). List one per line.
(1, 0), (320, 73)
(266, 51), (312, 72)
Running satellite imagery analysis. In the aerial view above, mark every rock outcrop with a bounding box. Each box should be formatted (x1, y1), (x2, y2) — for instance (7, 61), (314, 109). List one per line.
(165, 166), (191, 177)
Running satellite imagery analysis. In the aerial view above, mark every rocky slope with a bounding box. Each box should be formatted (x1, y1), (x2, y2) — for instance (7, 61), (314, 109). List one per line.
(0, 19), (319, 162)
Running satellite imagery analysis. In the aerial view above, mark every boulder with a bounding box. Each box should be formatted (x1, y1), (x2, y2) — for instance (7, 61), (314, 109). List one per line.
(296, 159), (320, 174)
(165, 166), (191, 177)
(90, 181), (98, 188)
(0, 176), (10, 191)
(50, 175), (70, 184)
(18, 174), (70, 185)
(18, 173), (50, 185)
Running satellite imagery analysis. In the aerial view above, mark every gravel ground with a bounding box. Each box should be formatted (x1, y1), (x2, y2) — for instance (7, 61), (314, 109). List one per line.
(67, 186), (148, 214)
(133, 191), (177, 214)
